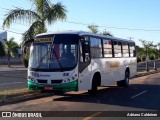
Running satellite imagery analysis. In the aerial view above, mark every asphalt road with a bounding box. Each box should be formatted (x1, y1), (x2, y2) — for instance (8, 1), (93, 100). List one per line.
(0, 70), (27, 91)
(0, 73), (160, 120)
(0, 59), (160, 91)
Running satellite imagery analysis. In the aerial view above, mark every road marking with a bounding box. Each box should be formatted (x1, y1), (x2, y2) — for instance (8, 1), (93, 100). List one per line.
(0, 82), (25, 86)
(83, 112), (101, 120)
(130, 90), (148, 99)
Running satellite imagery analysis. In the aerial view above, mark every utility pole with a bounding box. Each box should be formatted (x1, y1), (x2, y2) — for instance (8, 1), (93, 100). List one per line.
(153, 45), (157, 70)
(128, 37), (134, 41)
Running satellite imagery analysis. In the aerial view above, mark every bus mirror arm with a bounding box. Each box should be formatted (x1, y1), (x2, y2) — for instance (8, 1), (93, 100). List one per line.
(22, 39), (34, 46)
(22, 39), (34, 54)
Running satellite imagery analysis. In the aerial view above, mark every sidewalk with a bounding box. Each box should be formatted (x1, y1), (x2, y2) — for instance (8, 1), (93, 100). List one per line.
(0, 64), (27, 72)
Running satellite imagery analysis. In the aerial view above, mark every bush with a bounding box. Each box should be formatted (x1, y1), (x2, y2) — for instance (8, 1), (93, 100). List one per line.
(22, 57), (28, 68)
(149, 55), (155, 60)
(137, 57), (141, 63)
(142, 56), (146, 61)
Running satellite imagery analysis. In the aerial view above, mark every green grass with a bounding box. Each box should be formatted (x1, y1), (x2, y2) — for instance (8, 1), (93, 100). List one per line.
(137, 69), (160, 75)
(0, 88), (38, 100)
(0, 88), (53, 105)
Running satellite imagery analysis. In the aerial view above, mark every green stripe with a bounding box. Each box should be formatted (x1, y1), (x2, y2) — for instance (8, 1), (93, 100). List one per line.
(28, 80), (78, 92)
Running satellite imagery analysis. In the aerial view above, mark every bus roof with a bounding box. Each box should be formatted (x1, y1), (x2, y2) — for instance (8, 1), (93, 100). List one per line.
(36, 30), (135, 43)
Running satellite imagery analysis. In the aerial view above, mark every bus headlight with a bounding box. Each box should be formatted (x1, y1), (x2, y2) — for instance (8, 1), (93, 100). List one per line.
(28, 76), (35, 82)
(63, 78), (70, 83)
(63, 74), (77, 83)
(29, 71), (39, 77)
(67, 78), (70, 82)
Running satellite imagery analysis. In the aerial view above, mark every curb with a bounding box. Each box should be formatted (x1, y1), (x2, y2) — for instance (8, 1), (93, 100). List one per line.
(0, 68), (27, 72)
(132, 70), (160, 78)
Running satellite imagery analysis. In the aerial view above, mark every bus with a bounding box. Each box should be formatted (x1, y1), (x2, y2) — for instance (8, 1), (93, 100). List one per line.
(27, 31), (137, 95)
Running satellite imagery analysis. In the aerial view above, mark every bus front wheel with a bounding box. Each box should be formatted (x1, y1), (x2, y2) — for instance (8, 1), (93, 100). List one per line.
(117, 70), (129, 87)
(88, 76), (98, 95)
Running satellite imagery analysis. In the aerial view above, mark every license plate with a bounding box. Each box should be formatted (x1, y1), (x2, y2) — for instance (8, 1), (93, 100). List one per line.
(44, 86), (53, 90)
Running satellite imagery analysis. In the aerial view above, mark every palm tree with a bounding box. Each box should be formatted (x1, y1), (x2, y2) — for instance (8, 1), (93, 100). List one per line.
(4, 37), (19, 67)
(3, 0), (67, 42)
(158, 42), (160, 50)
(3, 0), (67, 68)
(139, 39), (153, 71)
(0, 41), (5, 58)
(88, 24), (99, 33)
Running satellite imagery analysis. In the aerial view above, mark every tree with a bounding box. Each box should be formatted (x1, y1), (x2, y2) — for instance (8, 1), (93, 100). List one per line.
(102, 30), (113, 36)
(0, 41), (5, 58)
(139, 39), (153, 71)
(4, 37), (19, 67)
(88, 24), (99, 33)
(136, 45), (145, 62)
(157, 43), (160, 59)
(149, 45), (158, 70)
(158, 42), (160, 50)
(3, 0), (67, 67)
(3, 0), (67, 42)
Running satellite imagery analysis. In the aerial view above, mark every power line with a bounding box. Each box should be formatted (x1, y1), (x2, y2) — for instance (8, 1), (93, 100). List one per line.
(1, 6), (160, 32)
(0, 6), (11, 11)
(0, 17), (29, 26)
(61, 20), (160, 32)
(0, 27), (23, 35)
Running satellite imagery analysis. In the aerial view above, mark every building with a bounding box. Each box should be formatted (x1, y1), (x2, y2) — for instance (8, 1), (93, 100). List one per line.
(0, 31), (7, 45)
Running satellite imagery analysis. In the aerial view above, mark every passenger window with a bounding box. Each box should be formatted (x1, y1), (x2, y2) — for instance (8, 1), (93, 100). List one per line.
(114, 41), (122, 57)
(103, 39), (113, 57)
(122, 42), (129, 57)
(90, 37), (102, 58)
(129, 43), (136, 57)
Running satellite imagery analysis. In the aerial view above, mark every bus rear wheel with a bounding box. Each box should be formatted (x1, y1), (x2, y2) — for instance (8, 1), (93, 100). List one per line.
(117, 70), (129, 87)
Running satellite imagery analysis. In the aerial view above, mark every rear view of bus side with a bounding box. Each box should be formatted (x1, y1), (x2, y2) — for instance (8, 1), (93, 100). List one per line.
(27, 31), (137, 95)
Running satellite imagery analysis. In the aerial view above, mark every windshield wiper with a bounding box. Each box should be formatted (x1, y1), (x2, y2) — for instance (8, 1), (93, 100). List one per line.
(36, 50), (50, 69)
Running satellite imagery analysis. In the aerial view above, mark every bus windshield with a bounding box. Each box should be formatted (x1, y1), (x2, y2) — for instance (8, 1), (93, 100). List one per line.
(29, 34), (79, 71)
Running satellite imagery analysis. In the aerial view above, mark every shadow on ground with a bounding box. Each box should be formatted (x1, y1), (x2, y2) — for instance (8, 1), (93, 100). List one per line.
(53, 84), (160, 110)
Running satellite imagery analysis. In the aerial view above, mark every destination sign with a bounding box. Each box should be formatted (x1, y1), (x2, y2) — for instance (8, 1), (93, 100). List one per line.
(34, 37), (53, 43)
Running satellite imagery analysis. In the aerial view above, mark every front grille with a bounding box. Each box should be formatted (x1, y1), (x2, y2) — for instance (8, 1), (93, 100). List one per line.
(37, 79), (48, 84)
(51, 80), (63, 84)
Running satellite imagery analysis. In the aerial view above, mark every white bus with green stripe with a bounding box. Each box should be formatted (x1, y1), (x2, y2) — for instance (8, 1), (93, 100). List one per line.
(27, 31), (137, 95)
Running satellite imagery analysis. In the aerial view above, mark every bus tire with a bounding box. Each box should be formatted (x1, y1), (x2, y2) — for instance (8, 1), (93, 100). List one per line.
(88, 75), (98, 95)
(117, 70), (129, 87)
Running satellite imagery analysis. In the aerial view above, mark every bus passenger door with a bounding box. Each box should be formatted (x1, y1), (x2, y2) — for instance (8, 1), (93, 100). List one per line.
(78, 37), (91, 90)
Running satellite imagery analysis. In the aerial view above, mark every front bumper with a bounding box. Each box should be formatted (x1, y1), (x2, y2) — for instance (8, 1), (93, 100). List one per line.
(28, 80), (78, 92)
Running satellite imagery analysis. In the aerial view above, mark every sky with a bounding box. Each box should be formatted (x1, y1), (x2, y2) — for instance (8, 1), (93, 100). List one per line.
(0, 0), (160, 47)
